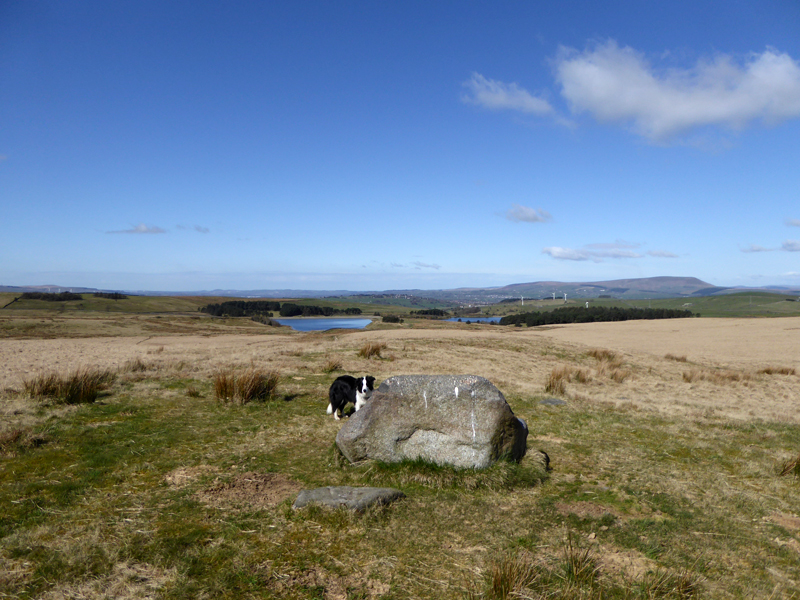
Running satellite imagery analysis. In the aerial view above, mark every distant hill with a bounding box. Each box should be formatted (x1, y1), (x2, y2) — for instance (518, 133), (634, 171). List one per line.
(496, 276), (717, 299)
(2, 276), (798, 302)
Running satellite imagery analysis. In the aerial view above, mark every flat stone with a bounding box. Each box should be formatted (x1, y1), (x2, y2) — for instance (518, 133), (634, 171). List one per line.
(292, 486), (405, 511)
(540, 397), (567, 406)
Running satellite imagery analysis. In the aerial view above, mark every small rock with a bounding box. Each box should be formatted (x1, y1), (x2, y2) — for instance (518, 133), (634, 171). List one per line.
(540, 398), (567, 406)
(292, 486), (405, 511)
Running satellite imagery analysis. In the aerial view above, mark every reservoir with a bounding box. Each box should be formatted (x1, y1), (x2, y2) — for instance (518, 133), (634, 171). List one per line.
(274, 317), (373, 332)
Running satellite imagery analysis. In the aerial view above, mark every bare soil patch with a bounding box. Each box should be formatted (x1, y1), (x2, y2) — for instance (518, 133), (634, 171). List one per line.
(197, 471), (303, 509)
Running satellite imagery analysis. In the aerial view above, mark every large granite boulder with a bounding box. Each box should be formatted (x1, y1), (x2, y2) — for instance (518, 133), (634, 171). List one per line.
(335, 375), (528, 469)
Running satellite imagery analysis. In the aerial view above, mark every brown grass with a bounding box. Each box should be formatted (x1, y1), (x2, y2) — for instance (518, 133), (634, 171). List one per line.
(0, 428), (47, 455)
(682, 368), (752, 384)
(545, 366), (569, 395)
(23, 368), (116, 404)
(587, 348), (618, 362)
(213, 367), (280, 404)
(322, 356), (343, 373)
(758, 366), (796, 376)
(358, 341), (387, 359)
(779, 452), (800, 477)
(665, 353), (688, 362)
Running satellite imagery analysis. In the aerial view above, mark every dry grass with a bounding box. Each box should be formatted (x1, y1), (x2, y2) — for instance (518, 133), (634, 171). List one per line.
(22, 368), (115, 404)
(682, 368), (752, 384)
(322, 356), (343, 373)
(0, 428), (47, 455)
(545, 366), (570, 395)
(484, 552), (539, 599)
(779, 452), (800, 477)
(758, 366), (796, 376)
(358, 341), (387, 359)
(587, 348), (618, 362)
(665, 353), (688, 362)
(213, 367), (280, 404)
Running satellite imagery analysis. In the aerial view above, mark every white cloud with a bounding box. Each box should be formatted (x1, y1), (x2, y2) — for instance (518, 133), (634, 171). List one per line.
(782, 240), (800, 252)
(462, 73), (554, 115)
(412, 261), (441, 270)
(108, 223), (166, 234)
(554, 40), (800, 141)
(542, 241), (678, 262)
(741, 244), (773, 253)
(177, 225), (210, 233)
(647, 250), (678, 258)
(505, 204), (552, 223)
(787, 219), (800, 227)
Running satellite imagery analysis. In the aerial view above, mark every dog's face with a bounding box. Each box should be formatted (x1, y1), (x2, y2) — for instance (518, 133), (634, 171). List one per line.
(359, 376), (376, 395)
(354, 376), (375, 412)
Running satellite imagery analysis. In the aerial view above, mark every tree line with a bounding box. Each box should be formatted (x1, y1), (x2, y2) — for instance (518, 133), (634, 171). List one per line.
(499, 306), (694, 327)
(21, 292), (83, 301)
(199, 300), (361, 318)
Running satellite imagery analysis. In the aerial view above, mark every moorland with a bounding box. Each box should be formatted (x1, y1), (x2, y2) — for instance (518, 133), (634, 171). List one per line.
(1, 291), (800, 599)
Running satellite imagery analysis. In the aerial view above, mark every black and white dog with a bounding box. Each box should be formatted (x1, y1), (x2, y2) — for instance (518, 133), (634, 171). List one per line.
(327, 375), (375, 420)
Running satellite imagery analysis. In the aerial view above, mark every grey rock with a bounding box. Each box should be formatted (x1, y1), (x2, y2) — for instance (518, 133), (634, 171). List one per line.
(336, 374), (528, 469)
(540, 397), (567, 406)
(292, 486), (405, 511)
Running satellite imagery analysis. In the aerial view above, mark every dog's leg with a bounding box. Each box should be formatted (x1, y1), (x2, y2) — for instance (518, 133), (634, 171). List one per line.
(334, 411), (341, 420)
(327, 403), (333, 415)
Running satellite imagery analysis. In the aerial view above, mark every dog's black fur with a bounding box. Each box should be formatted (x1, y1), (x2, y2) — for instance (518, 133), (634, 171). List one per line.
(327, 375), (375, 420)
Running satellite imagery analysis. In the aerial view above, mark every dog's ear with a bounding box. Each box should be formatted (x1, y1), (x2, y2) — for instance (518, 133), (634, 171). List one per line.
(367, 376), (375, 385)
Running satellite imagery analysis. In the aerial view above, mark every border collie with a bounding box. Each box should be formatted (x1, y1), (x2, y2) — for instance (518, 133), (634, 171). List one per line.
(327, 375), (375, 420)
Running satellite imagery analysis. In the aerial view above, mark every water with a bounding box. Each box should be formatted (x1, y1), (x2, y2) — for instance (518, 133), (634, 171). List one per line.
(445, 317), (502, 324)
(273, 317), (373, 332)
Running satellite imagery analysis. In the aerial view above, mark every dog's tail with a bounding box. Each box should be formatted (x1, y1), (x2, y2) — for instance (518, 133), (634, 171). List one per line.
(326, 403), (333, 415)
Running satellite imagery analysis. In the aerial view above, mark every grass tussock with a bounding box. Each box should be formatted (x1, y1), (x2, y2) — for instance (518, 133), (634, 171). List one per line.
(779, 452), (800, 477)
(561, 531), (600, 588)
(545, 367), (569, 395)
(23, 368), (115, 404)
(358, 341), (387, 359)
(213, 367), (280, 404)
(482, 552), (539, 600)
(586, 348), (618, 362)
(637, 569), (702, 599)
(322, 356), (343, 373)
(682, 369), (752, 385)
(123, 356), (150, 373)
(758, 366), (796, 376)
(469, 540), (700, 600)
(665, 353), (688, 362)
(0, 428), (47, 455)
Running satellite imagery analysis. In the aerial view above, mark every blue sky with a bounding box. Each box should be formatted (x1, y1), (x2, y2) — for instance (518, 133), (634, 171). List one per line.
(2, 1), (799, 292)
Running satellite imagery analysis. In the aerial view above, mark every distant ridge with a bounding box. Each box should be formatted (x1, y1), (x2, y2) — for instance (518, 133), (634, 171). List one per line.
(1, 277), (798, 301)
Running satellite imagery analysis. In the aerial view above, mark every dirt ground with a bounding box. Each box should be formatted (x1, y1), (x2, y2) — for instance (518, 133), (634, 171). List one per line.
(2, 316), (798, 425)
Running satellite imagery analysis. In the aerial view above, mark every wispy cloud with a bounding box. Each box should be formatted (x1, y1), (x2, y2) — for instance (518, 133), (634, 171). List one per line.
(542, 241), (675, 262)
(646, 250), (678, 258)
(177, 224), (210, 233)
(107, 223), (166, 234)
(782, 240), (800, 252)
(412, 261), (441, 270)
(462, 73), (554, 116)
(390, 261), (441, 270)
(741, 244), (773, 253)
(505, 204), (552, 223)
(554, 40), (800, 141)
(787, 219), (800, 227)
